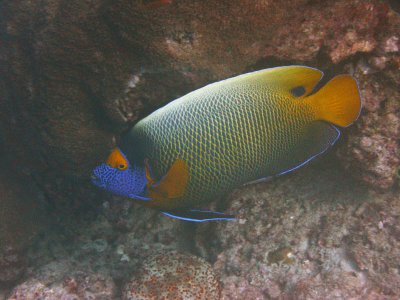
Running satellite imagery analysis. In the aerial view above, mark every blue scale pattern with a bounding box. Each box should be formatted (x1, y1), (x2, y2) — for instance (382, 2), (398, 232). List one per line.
(92, 163), (147, 199)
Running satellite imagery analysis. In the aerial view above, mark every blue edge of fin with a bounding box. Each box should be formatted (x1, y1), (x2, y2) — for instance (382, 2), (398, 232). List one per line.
(141, 126), (340, 222)
(276, 125), (341, 176)
(129, 194), (151, 201)
(162, 209), (236, 222)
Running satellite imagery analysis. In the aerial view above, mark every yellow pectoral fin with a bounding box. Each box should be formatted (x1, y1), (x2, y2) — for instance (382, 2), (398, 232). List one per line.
(147, 158), (189, 200)
(145, 159), (156, 187)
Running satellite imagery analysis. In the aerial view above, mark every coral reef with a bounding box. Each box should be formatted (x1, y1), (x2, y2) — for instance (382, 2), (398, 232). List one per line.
(122, 251), (221, 300)
(195, 162), (400, 299)
(8, 262), (117, 300)
(26, 198), (192, 281)
(336, 9), (400, 189)
(7, 161), (399, 299)
(0, 247), (25, 285)
(0, 197), (210, 299)
(0, 165), (44, 285)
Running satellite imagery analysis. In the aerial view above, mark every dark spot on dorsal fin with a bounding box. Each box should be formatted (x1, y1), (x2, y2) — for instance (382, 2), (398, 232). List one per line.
(290, 86), (306, 97)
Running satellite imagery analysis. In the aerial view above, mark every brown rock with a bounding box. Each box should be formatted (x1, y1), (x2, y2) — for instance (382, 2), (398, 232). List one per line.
(338, 57), (400, 189)
(8, 266), (117, 300)
(196, 164), (400, 299)
(0, 166), (44, 284)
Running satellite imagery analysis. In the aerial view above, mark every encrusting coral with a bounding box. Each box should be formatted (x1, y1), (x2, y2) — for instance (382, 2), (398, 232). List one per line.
(122, 251), (221, 300)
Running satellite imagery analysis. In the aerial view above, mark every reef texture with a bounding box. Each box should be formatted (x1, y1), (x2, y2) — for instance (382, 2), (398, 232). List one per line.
(0, 0), (399, 299)
(196, 163), (400, 299)
(0, 164), (44, 285)
(3, 199), (212, 299)
(122, 251), (221, 300)
(8, 262), (117, 300)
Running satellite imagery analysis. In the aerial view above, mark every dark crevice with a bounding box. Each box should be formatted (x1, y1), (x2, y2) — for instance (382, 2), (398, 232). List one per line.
(78, 81), (118, 134)
(101, 2), (151, 67)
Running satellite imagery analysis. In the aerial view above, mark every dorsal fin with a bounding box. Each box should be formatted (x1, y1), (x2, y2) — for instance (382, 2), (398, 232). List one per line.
(220, 66), (323, 97)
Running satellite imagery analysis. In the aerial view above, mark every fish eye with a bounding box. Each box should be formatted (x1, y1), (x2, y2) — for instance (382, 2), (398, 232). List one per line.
(118, 164), (127, 170)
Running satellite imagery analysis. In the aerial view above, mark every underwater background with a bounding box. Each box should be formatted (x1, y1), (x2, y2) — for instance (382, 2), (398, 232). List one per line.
(0, 0), (399, 299)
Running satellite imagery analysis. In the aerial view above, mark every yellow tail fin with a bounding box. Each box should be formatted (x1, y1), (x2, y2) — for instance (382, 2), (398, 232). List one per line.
(308, 75), (361, 127)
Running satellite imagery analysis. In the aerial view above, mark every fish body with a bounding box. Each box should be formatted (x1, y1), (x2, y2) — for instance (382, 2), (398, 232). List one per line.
(92, 66), (361, 221)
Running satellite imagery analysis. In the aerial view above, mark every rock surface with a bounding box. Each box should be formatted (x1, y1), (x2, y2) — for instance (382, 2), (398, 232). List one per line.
(196, 161), (400, 299)
(2, 197), (194, 299)
(24, 197), (193, 283)
(8, 263), (117, 300)
(0, 164), (44, 285)
(336, 10), (400, 189)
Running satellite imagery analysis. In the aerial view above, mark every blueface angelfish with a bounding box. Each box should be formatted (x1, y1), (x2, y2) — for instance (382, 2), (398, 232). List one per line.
(92, 66), (361, 222)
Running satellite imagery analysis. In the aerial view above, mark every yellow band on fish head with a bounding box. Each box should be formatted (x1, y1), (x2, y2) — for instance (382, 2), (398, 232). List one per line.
(106, 148), (129, 170)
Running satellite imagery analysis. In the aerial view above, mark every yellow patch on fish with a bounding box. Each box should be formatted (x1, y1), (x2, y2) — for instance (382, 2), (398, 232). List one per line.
(305, 74), (360, 127)
(146, 158), (189, 201)
(106, 148), (129, 170)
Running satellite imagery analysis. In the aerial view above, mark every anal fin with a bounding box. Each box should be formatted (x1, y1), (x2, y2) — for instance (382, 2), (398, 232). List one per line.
(264, 122), (340, 178)
(162, 209), (235, 222)
(128, 194), (151, 201)
(243, 176), (273, 186)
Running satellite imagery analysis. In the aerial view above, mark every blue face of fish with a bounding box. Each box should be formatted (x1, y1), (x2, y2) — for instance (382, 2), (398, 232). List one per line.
(91, 148), (148, 200)
(92, 148), (236, 222)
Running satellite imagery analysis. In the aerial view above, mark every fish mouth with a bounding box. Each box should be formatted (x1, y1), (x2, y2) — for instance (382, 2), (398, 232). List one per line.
(91, 173), (106, 189)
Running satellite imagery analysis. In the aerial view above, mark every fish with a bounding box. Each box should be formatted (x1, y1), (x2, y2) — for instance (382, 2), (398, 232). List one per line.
(92, 66), (361, 222)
